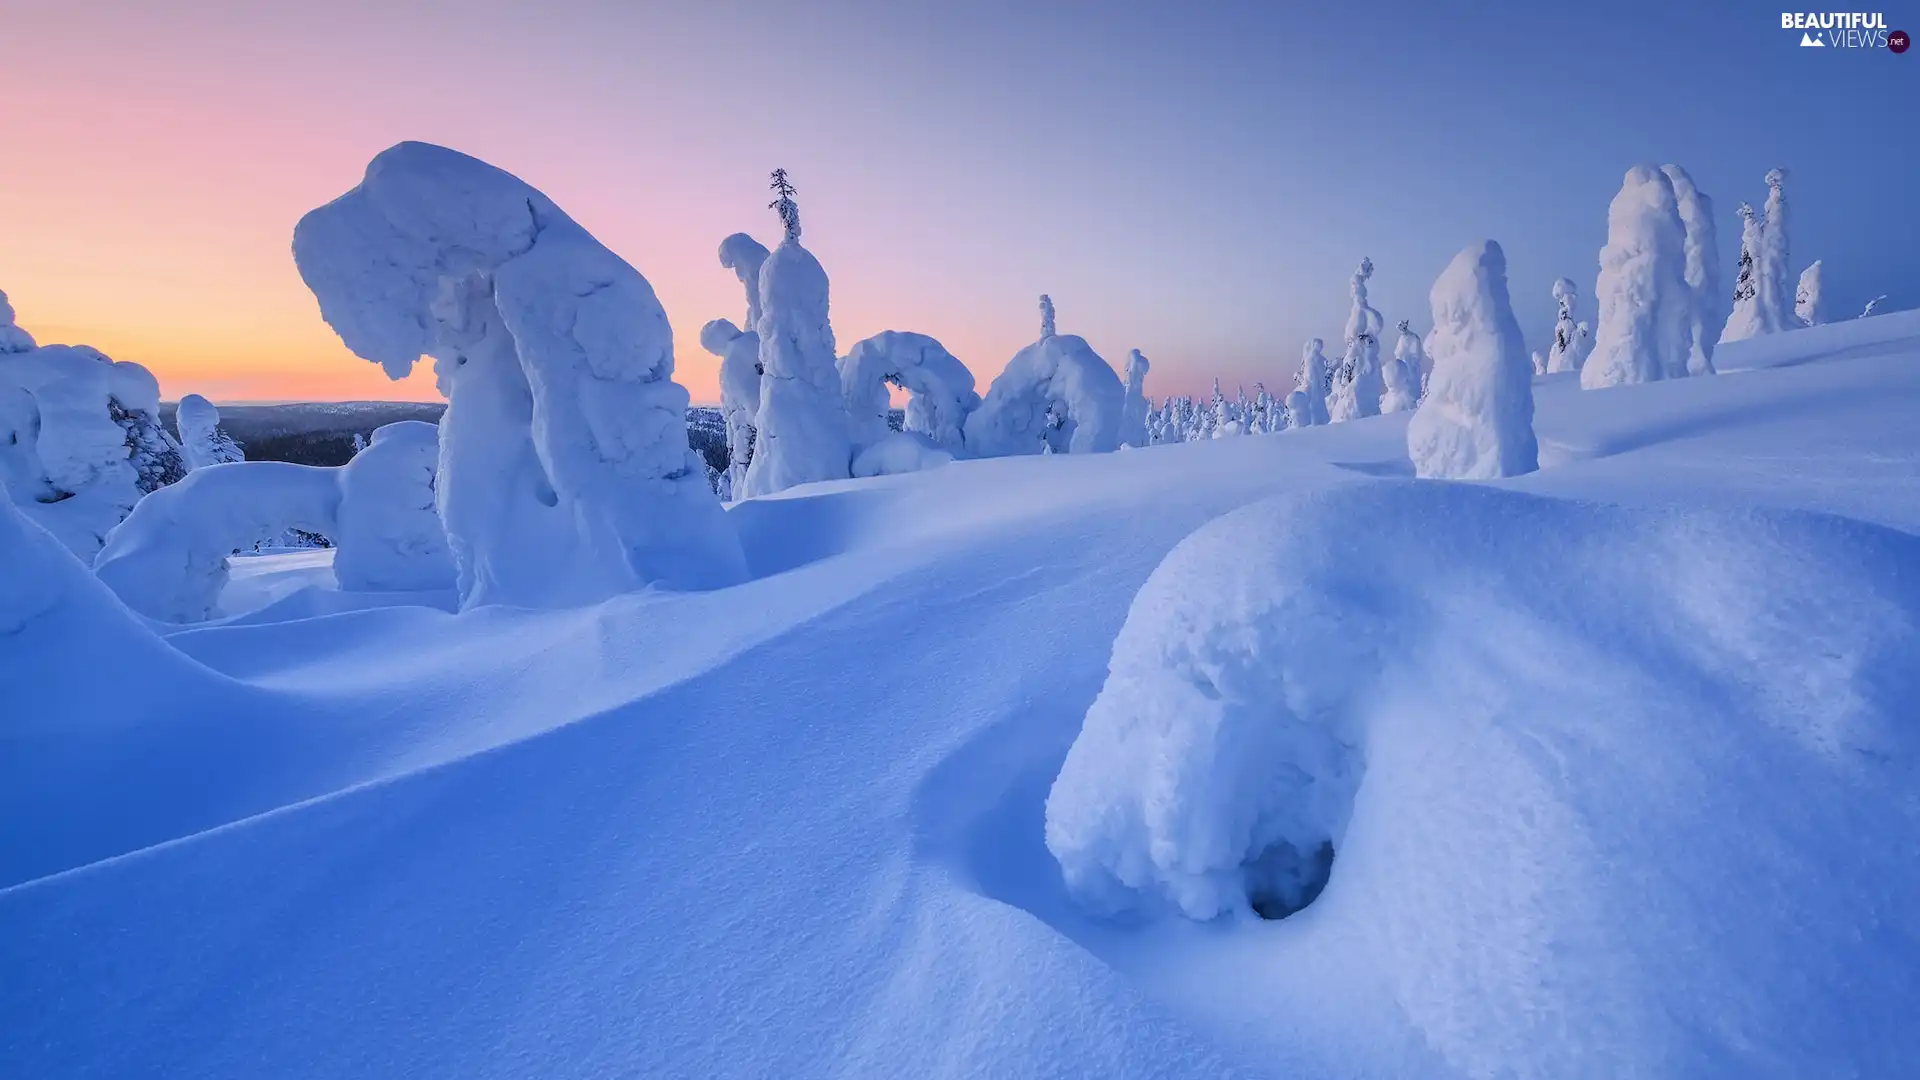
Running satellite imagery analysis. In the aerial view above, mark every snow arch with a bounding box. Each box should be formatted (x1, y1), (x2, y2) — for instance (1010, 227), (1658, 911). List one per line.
(293, 141), (746, 610)
(963, 334), (1124, 457)
(838, 331), (979, 456)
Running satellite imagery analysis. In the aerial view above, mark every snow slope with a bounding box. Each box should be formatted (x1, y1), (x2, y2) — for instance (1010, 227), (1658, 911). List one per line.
(4, 311), (1920, 1078)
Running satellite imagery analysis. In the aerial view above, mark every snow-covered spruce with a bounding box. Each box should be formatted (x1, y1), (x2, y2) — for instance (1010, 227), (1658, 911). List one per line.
(1286, 338), (1332, 428)
(1379, 338), (1419, 413)
(1662, 165), (1721, 376)
(700, 318), (761, 497)
(1723, 202), (1766, 342)
(1407, 240), (1537, 479)
(1796, 260), (1825, 327)
(742, 173), (852, 497)
(1530, 350), (1548, 377)
(838, 330), (978, 458)
(0, 289), (37, 354)
(964, 299), (1124, 456)
(1394, 320), (1432, 395)
(293, 141), (745, 610)
(333, 421), (456, 593)
(718, 232), (770, 332)
(1119, 349), (1151, 447)
(1583, 165), (1694, 389)
(1327, 257), (1384, 422)
(0, 341), (181, 559)
(1758, 168), (1794, 337)
(1545, 278), (1584, 374)
(175, 393), (245, 471)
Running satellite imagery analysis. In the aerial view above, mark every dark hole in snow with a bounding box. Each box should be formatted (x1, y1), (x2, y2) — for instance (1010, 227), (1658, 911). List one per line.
(1246, 839), (1335, 921)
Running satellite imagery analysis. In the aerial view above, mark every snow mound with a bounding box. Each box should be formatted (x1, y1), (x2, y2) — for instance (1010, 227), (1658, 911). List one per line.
(965, 333), (1124, 456)
(293, 141), (744, 608)
(838, 330), (978, 455)
(1048, 479), (1920, 1073)
(334, 420), (455, 592)
(850, 430), (954, 477)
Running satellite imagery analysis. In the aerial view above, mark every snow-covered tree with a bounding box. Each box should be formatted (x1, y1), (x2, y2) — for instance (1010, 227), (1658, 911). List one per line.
(1545, 279), (1583, 374)
(699, 318), (762, 497)
(1380, 338), (1419, 413)
(175, 393), (245, 471)
(743, 170), (853, 497)
(1662, 165), (1721, 376)
(351, 431), (368, 453)
(965, 301), (1124, 456)
(333, 420), (456, 592)
(1328, 257), (1384, 422)
(1039, 294), (1057, 340)
(768, 168), (800, 242)
(1119, 349), (1151, 447)
(718, 233), (771, 332)
(1530, 350), (1548, 376)
(1394, 320), (1431, 395)
(1860, 295), (1887, 319)
(1584, 165), (1694, 389)
(0, 289), (36, 354)
(838, 330), (978, 456)
(1722, 202), (1765, 341)
(1286, 338), (1331, 429)
(293, 141), (746, 610)
(1795, 261), (1824, 327)
(1408, 240), (1537, 479)
(1758, 168), (1793, 336)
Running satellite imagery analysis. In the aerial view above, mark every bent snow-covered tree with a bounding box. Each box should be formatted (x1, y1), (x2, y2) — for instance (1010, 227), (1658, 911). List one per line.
(1407, 240), (1537, 480)
(718, 232), (771, 333)
(292, 141), (746, 610)
(1662, 164), (1721, 376)
(838, 330), (978, 456)
(964, 298), (1124, 456)
(1120, 349), (1151, 447)
(1583, 165), (1694, 389)
(175, 393), (245, 471)
(94, 424), (457, 623)
(700, 318), (761, 497)
(1328, 258), (1385, 422)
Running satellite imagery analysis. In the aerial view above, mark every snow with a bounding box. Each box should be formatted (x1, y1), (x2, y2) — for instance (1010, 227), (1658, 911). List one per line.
(743, 236), (851, 496)
(1583, 165), (1694, 389)
(1661, 164), (1722, 375)
(850, 430), (955, 477)
(1119, 349), (1151, 447)
(718, 232), (770, 332)
(1327, 258), (1385, 422)
(174, 393), (244, 470)
(6, 295), (1920, 1079)
(333, 420), (456, 592)
(964, 331), (1125, 456)
(0, 342), (170, 558)
(0, 287), (38, 353)
(1544, 278), (1584, 374)
(1286, 338), (1331, 428)
(1796, 259), (1825, 326)
(700, 318), (762, 495)
(1406, 241), (1537, 479)
(293, 141), (745, 608)
(838, 330), (978, 456)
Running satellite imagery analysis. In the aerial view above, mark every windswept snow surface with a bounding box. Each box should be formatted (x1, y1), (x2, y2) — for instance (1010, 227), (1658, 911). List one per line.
(6, 313), (1920, 1078)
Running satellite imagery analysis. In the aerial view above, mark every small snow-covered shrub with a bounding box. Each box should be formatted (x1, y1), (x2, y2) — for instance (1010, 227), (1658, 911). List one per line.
(175, 393), (245, 471)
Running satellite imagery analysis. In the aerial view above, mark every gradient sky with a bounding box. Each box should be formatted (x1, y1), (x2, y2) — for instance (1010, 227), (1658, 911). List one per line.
(1, 0), (1913, 403)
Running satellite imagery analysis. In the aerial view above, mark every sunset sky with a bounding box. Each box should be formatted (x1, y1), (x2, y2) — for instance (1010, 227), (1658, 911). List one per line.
(2, 0), (1913, 404)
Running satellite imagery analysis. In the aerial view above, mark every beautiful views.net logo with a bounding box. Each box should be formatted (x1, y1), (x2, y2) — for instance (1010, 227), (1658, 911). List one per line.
(1782, 11), (1908, 49)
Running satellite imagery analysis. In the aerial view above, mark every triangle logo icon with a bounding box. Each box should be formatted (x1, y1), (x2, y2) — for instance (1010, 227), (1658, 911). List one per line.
(1801, 31), (1826, 45)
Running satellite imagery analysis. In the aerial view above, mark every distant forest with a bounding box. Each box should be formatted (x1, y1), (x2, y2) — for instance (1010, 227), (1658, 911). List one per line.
(160, 402), (899, 477)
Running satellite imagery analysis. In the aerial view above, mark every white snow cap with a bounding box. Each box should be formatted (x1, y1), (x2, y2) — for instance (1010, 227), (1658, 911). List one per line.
(293, 141), (745, 609)
(0, 289), (37, 354)
(742, 221), (851, 497)
(718, 233), (770, 332)
(1407, 240), (1537, 479)
(964, 330), (1124, 456)
(1583, 165), (1694, 389)
(1119, 349), (1151, 447)
(1661, 164), (1721, 375)
(1796, 260), (1825, 327)
(838, 331), (978, 456)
